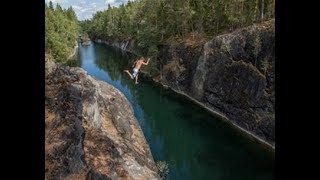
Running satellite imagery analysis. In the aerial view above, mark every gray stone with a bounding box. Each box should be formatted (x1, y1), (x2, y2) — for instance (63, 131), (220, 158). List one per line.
(45, 61), (160, 179)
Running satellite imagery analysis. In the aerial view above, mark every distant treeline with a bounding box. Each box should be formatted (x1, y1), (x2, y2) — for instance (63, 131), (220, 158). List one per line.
(81, 0), (274, 56)
(45, 1), (80, 62)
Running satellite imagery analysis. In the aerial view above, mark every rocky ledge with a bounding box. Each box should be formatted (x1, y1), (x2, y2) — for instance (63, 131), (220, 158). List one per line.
(45, 59), (159, 179)
(157, 19), (275, 147)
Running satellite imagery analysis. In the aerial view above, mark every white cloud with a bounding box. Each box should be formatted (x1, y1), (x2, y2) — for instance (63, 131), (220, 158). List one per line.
(45, 0), (136, 20)
(80, 7), (93, 12)
(72, 5), (82, 10)
(105, 0), (116, 5)
(105, 0), (130, 7)
(46, 0), (69, 3)
(90, 2), (98, 8)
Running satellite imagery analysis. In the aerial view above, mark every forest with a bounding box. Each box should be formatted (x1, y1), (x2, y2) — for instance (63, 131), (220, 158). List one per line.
(45, 1), (80, 62)
(81, 0), (274, 56)
(45, 0), (274, 73)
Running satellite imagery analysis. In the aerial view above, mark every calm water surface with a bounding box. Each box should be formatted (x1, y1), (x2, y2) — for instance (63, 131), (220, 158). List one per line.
(76, 42), (274, 180)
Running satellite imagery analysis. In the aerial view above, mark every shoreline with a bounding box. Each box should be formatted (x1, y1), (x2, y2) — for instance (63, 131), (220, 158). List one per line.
(95, 40), (275, 152)
(156, 80), (275, 151)
(67, 42), (79, 60)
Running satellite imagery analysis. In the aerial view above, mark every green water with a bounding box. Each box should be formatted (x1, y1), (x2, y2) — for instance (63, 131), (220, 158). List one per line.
(77, 42), (274, 180)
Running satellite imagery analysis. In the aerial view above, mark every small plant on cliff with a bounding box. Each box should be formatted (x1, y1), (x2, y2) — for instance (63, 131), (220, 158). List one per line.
(253, 35), (262, 67)
(141, 45), (160, 77)
(261, 58), (270, 76)
(156, 161), (169, 179)
(221, 42), (232, 55)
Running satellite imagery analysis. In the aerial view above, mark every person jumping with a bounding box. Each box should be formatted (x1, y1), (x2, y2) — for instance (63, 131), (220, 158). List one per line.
(124, 57), (150, 84)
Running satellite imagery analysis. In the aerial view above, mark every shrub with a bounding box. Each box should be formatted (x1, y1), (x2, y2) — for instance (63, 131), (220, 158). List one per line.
(156, 161), (169, 179)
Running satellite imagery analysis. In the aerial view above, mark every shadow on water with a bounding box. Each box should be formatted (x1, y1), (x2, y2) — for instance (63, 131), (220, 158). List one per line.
(77, 42), (274, 180)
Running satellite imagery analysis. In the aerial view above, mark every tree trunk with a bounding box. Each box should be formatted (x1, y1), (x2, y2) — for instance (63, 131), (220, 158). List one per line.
(257, 0), (264, 21)
(216, 21), (219, 34)
(261, 0), (264, 20)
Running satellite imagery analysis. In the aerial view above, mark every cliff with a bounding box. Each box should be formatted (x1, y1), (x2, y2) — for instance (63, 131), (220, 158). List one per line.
(67, 42), (79, 60)
(157, 20), (275, 146)
(45, 59), (159, 179)
(93, 20), (275, 147)
(95, 38), (136, 54)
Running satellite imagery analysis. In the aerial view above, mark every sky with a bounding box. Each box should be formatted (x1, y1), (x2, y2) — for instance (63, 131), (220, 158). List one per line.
(45, 0), (133, 20)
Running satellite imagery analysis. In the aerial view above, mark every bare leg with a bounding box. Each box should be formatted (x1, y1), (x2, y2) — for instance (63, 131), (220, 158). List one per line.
(124, 70), (134, 79)
(135, 74), (139, 84)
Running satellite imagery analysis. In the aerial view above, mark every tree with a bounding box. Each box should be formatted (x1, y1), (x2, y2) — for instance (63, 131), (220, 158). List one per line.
(66, 7), (77, 21)
(45, 2), (80, 62)
(79, 0), (274, 74)
(257, 0), (265, 21)
(49, 1), (54, 10)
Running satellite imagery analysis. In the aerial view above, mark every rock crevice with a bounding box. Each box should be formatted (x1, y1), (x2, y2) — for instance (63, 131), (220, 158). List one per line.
(45, 60), (159, 179)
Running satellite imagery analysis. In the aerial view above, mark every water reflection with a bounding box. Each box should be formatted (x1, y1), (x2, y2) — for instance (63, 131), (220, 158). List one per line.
(77, 42), (274, 180)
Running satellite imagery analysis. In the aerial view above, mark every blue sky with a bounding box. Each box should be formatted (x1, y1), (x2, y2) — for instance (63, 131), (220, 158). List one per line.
(45, 0), (133, 20)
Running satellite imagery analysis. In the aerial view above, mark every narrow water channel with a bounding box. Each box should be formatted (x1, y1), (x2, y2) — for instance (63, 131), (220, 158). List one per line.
(77, 42), (274, 180)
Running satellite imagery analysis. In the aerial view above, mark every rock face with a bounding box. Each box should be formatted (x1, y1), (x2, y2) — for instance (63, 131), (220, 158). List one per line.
(45, 60), (159, 179)
(95, 39), (136, 53)
(90, 20), (275, 146)
(67, 43), (79, 60)
(157, 20), (275, 146)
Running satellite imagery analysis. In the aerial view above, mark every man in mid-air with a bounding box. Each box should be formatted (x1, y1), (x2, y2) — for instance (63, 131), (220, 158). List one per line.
(124, 57), (150, 84)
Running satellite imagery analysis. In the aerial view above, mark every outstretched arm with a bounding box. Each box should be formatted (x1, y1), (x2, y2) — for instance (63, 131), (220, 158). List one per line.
(142, 58), (150, 65)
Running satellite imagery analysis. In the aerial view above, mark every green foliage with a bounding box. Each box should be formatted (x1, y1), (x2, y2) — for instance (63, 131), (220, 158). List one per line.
(83, 0), (275, 44)
(45, 2), (80, 63)
(156, 161), (169, 179)
(221, 43), (231, 55)
(253, 35), (262, 67)
(144, 60), (160, 77)
(261, 58), (270, 76)
(80, 0), (274, 75)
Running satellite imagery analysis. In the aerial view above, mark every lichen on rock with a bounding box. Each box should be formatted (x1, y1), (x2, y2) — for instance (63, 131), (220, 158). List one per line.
(45, 60), (160, 179)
